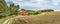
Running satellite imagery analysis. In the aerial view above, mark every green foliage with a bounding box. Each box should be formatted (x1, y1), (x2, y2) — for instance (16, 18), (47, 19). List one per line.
(14, 5), (20, 15)
(0, 0), (20, 16)
(0, 0), (8, 16)
(9, 4), (20, 16)
(27, 9), (54, 15)
(41, 9), (54, 12)
(27, 10), (39, 15)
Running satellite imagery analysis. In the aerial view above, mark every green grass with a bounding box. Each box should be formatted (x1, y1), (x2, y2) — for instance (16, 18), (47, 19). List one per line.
(0, 16), (16, 24)
(0, 17), (6, 23)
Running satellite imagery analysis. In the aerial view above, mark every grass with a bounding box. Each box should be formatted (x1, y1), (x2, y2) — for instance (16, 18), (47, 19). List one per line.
(0, 17), (6, 23)
(0, 16), (16, 24)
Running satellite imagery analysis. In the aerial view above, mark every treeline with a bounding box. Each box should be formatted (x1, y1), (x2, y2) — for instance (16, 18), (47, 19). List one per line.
(27, 9), (54, 15)
(0, 4), (20, 16)
(0, 0), (20, 17)
(8, 4), (20, 16)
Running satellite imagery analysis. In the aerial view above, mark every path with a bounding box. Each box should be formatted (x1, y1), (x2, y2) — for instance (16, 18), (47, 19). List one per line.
(2, 18), (14, 24)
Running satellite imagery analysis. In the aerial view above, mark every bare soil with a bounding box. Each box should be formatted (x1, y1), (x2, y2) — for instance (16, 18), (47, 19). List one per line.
(15, 12), (60, 24)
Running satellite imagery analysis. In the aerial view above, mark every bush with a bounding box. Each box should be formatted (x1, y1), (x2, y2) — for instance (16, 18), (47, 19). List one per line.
(27, 10), (39, 15)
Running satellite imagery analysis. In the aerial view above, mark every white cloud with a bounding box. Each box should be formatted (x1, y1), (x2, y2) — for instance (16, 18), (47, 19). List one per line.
(12, 0), (44, 7)
(52, 0), (60, 5)
(53, 3), (58, 5)
(6, 0), (60, 7)
(36, 0), (42, 1)
(10, 0), (52, 8)
(53, 0), (60, 2)
(6, 0), (48, 8)
(23, 2), (42, 7)
(6, 0), (60, 11)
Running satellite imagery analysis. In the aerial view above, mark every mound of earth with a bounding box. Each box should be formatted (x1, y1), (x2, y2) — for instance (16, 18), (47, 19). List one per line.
(3, 12), (60, 24)
(14, 12), (60, 24)
(39, 11), (60, 15)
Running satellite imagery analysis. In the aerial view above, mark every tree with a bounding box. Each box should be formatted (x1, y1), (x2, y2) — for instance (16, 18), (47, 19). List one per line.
(0, 0), (8, 16)
(27, 10), (39, 15)
(15, 5), (20, 15)
(9, 4), (15, 15)
(45, 9), (54, 12)
(9, 4), (20, 16)
(0, 0), (20, 16)
(40, 9), (54, 12)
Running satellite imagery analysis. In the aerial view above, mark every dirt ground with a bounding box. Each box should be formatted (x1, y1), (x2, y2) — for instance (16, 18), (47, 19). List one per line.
(15, 12), (60, 24)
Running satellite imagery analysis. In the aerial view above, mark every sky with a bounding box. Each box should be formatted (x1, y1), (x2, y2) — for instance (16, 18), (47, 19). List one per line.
(5, 0), (60, 11)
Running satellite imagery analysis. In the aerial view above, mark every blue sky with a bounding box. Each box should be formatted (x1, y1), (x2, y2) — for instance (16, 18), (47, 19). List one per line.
(5, 0), (60, 11)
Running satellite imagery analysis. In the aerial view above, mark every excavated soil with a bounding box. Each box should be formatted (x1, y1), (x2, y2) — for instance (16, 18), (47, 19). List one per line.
(15, 12), (60, 24)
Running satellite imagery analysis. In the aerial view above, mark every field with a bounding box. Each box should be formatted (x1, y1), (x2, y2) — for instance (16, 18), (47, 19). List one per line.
(14, 11), (60, 24)
(1, 11), (60, 24)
